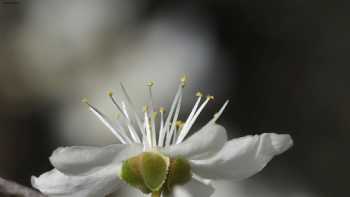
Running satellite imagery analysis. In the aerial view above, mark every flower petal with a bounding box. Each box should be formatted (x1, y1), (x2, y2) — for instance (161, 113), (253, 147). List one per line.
(168, 178), (214, 197)
(31, 165), (121, 197)
(162, 124), (227, 159)
(50, 143), (142, 175)
(190, 133), (293, 180)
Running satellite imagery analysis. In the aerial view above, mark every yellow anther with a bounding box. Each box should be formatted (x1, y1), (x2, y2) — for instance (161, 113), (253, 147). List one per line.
(81, 97), (89, 104)
(152, 112), (158, 119)
(176, 120), (184, 128)
(196, 91), (203, 97)
(159, 107), (165, 113)
(147, 81), (155, 87)
(207, 95), (214, 100)
(180, 75), (187, 87)
(107, 91), (113, 97)
(143, 105), (149, 112)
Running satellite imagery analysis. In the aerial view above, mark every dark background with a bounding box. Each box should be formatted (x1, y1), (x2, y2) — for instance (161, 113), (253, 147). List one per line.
(1, 1), (349, 196)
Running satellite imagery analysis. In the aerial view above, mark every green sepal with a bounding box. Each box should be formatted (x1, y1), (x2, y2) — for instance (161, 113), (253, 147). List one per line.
(121, 152), (191, 195)
(141, 152), (170, 192)
(120, 156), (151, 194)
(166, 157), (191, 191)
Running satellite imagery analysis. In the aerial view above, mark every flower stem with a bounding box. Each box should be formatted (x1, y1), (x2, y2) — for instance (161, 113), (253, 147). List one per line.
(151, 191), (161, 197)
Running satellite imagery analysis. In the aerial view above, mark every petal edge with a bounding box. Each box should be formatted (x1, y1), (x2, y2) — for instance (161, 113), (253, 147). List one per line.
(190, 133), (293, 180)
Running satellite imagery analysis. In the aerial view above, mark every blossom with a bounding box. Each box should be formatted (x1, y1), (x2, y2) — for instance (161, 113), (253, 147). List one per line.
(32, 76), (293, 197)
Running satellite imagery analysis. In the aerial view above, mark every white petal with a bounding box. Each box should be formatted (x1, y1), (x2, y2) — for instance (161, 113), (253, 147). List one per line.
(169, 179), (214, 197)
(50, 143), (142, 175)
(31, 165), (121, 197)
(162, 124), (227, 159)
(190, 133), (293, 180)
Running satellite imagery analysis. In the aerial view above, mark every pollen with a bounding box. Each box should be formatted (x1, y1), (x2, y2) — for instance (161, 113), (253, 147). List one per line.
(159, 107), (165, 113)
(81, 97), (89, 104)
(107, 91), (113, 97)
(207, 95), (214, 100)
(80, 76), (230, 195)
(196, 91), (203, 97)
(83, 75), (229, 148)
(152, 112), (158, 119)
(176, 120), (184, 129)
(147, 81), (155, 87)
(180, 75), (187, 87)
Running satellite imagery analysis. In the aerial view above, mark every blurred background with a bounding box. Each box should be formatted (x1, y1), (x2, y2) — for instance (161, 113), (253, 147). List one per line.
(1, 0), (349, 196)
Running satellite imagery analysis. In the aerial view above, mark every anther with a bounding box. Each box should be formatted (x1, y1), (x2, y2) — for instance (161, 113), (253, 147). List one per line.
(107, 91), (113, 97)
(180, 75), (187, 87)
(159, 107), (165, 113)
(196, 91), (203, 97)
(143, 105), (149, 112)
(176, 120), (184, 128)
(152, 112), (158, 119)
(147, 81), (155, 87)
(81, 97), (89, 104)
(207, 95), (214, 100)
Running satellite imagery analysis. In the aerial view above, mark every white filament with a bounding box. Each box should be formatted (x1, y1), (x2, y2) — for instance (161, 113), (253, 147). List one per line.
(176, 95), (202, 144)
(83, 77), (228, 150)
(120, 83), (146, 139)
(147, 84), (157, 148)
(120, 101), (141, 143)
(85, 103), (127, 144)
(158, 109), (165, 146)
(165, 94), (182, 146)
(158, 84), (182, 147)
(176, 96), (211, 143)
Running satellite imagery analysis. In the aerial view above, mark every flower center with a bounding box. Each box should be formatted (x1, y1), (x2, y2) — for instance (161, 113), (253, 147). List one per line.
(120, 151), (191, 196)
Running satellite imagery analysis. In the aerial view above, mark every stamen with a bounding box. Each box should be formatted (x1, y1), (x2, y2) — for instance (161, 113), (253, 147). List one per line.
(147, 81), (157, 149)
(82, 76), (229, 151)
(158, 83), (183, 147)
(151, 112), (158, 146)
(147, 81), (155, 87)
(180, 75), (187, 87)
(143, 106), (153, 148)
(120, 83), (146, 140)
(176, 95), (213, 143)
(120, 101), (143, 143)
(121, 102), (129, 119)
(207, 100), (230, 125)
(108, 91), (141, 143)
(172, 120), (184, 144)
(152, 112), (158, 118)
(113, 114), (134, 144)
(207, 95), (214, 100)
(176, 120), (184, 128)
(158, 107), (165, 146)
(81, 98), (128, 144)
(176, 92), (203, 144)
(108, 91), (127, 117)
(173, 127), (178, 144)
(165, 94), (182, 146)
(196, 91), (203, 97)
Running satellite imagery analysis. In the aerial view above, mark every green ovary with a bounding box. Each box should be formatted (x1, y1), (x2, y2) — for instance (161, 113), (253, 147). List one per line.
(120, 152), (191, 196)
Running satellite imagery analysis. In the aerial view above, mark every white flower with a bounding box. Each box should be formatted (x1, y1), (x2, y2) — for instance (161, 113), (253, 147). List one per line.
(32, 76), (293, 197)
